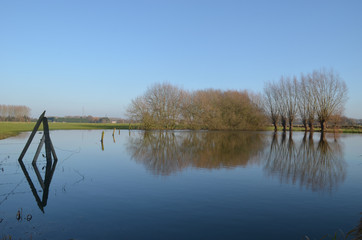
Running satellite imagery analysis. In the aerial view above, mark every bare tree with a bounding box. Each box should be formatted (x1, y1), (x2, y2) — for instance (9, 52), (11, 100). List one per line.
(191, 89), (265, 130)
(221, 90), (262, 129)
(329, 112), (342, 132)
(127, 96), (154, 129)
(263, 82), (280, 132)
(276, 78), (288, 132)
(285, 76), (298, 131)
(311, 69), (348, 132)
(0, 105), (31, 121)
(297, 74), (309, 131)
(127, 83), (185, 129)
(0, 105), (4, 121)
(148, 82), (185, 129)
(179, 91), (201, 129)
(263, 68), (347, 133)
(192, 89), (223, 129)
(306, 73), (318, 131)
(128, 83), (266, 130)
(297, 73), (317, 132)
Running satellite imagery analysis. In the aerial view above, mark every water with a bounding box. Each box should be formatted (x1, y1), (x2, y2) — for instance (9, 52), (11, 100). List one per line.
(0, 130), (361, 239)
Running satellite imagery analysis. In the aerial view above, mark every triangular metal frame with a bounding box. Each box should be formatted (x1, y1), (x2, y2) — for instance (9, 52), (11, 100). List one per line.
(18, 111), (58, 212)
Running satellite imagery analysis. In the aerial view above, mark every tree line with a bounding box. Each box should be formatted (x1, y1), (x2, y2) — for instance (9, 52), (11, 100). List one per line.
(0, 105), (31, 121)
(263, 68), (348, 132)
(128, 69), (348, 132)
(127, 83), (266, 130)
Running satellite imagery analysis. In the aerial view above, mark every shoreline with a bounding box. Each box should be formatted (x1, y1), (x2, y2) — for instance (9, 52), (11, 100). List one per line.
(2, 122), (362, 140)
(0, 122), (135, 140)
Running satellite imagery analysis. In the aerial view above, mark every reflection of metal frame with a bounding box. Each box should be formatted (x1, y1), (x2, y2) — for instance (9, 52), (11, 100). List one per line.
(18, 111), (58, 212)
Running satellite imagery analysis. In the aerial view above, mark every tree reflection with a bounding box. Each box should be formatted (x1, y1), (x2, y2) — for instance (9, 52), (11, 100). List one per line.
(264, 132), (346, 192)
(126, 131), (267, 175)
(127, 131), (346, 191)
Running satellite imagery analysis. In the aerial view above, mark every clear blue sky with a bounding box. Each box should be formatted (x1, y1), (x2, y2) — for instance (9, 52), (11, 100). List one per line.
(1, 0), (362, 118)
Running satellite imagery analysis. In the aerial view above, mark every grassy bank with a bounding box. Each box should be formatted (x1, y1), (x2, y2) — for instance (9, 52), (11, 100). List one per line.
(0, 122), (138, 140)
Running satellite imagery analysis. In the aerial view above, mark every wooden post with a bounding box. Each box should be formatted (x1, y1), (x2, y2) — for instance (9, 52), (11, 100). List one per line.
(18, 111), (46, 162)
(42, 117), (52, 166)
(112, 128), (115, 137)
(101, 131), (104, 142)
(32, 135), (45, 165)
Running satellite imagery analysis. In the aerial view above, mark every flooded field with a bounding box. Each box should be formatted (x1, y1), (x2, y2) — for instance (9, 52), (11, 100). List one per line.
(0, 130), (361, 239)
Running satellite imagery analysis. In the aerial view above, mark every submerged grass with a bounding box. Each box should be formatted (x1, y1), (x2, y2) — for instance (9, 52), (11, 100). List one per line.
(0, 122), (139, 140)
(265, 126), (362, 134)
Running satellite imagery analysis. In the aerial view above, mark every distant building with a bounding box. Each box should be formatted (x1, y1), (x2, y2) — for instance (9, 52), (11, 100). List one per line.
(98, 117), (110, 123)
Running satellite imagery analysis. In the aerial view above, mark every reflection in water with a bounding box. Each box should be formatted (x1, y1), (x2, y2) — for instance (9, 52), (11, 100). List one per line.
(127, 131), (346, 193)
(126, 131), (267, 175)
(18, 151), (58, 213)
(264, 132), (346, 192)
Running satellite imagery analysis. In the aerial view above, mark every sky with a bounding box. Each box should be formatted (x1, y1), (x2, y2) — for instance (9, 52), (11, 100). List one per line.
(1, 0), (362, 118)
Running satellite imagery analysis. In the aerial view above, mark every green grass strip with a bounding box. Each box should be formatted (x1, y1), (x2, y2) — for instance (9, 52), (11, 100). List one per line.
(0, 122), (138, 140)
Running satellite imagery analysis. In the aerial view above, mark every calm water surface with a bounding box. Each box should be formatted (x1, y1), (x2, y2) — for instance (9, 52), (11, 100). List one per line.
(0, 130), (361, 239)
